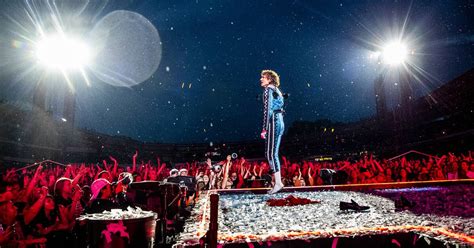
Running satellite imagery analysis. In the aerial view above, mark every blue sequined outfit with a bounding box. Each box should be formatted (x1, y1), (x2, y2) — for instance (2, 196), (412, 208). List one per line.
(262, 85), (285, 173)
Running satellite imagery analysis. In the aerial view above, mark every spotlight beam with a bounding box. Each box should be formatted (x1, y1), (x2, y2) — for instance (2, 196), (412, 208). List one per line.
(61, 69), (75, 92)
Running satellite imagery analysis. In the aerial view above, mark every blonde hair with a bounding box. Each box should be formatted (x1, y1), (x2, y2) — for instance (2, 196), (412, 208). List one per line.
(261, 70), (280, 87)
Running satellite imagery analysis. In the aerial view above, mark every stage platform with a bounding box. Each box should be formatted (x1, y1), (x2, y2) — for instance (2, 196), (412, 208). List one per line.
(175, 180), (474, 248)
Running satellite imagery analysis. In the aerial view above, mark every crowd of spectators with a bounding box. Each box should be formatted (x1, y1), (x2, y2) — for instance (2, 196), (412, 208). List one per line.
(193, 152), (474, 189)
(0, 151), (473, 247)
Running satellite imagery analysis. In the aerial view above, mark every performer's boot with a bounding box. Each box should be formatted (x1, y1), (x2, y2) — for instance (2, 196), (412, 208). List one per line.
(268, 171), (284, 194)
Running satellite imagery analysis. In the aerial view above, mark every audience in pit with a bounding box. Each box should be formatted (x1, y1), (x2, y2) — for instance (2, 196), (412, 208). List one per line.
(0, 150), (473, 247)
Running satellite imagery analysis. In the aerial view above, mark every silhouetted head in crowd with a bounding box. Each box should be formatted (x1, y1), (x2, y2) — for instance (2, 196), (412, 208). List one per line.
(400, 169), (408, 181)
(149, 169), (157, 180)
(98, 170), (112, 182)
(203, 175), (210, 185)
(0, 200), (17, 226)
(299, 178), (306, 186)
(135, 174), (142, 182)
(43, 195), (56, 213)
(5, 180), (21, 202)
(179, 169), (188, 176)
(54, 177), (73, 200)
(231, 172), (238, 181)
(81, 185), (92, 203)
(461, 161), (468, 172)
(170, 169), (179, 178)
(452, 162), (459, 172)
(0, 184), (17, 226)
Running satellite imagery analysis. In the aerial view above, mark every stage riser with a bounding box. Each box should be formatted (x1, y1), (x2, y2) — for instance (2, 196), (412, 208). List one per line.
(176, 181), (474, 248)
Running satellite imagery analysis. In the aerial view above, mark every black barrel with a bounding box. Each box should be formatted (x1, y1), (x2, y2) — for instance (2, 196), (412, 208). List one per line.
(78, 213), (157, 248)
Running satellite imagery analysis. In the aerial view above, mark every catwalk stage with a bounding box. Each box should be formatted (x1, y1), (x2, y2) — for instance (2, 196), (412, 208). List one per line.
(175, 180), (474, 248)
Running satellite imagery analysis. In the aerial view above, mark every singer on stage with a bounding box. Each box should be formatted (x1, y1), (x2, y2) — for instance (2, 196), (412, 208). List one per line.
(260, 70), (285, 194)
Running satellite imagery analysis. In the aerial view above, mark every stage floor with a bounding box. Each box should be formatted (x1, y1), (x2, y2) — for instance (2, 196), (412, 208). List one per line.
(177, 182), (474, 247)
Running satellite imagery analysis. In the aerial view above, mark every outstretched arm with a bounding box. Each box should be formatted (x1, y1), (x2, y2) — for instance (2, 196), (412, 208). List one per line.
(244, 166), (250, 179)
(308, 167), (315, 186)
(132, 151), (138, 173)
(22, 165), (43, 202)
(24, 186), (48, 224)
(436, 155), (447, 167)
(372, 159), (384, 173)
(221, 155), (231, 189)
(110, 156), (118, 178)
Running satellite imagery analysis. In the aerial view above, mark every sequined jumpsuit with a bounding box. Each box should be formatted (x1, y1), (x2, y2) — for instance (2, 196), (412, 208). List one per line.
(262, 84), (285, 173)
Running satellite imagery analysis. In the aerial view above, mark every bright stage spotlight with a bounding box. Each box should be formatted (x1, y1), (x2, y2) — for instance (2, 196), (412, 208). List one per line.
(381, 41), (408, 65)
(35, 34), (91, 71)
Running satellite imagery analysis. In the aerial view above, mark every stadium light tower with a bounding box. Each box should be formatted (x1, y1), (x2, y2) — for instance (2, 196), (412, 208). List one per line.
(373, 40), (410, 122)
(33, 33), (91, 127)
(35, 34), (91, 71)
(381, 41), (408, 66)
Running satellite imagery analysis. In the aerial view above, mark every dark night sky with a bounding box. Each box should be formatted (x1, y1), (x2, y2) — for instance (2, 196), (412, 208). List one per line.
(1, 0), (473, 143)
